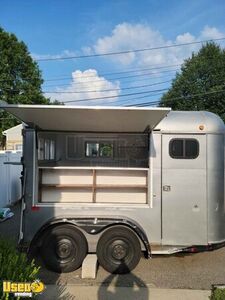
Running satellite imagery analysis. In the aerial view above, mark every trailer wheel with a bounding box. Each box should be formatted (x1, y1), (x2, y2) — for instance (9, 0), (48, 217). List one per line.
(40, 224), (88, 273)
(97, 225), (141, 274)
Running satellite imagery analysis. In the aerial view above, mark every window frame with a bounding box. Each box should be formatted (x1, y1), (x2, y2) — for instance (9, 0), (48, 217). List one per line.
(66, 135), (78, 160)
(169, 138), (199, 159)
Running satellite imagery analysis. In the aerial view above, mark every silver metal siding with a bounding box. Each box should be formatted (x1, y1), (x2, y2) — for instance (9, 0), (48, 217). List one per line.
(161, 134), (207, 245)
(207, 134), (225, 243)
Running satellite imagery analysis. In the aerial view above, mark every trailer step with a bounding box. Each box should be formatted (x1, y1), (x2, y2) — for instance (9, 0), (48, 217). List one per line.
(151, 245), (186, 255)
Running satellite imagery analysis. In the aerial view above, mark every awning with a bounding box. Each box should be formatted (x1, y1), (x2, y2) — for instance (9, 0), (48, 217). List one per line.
(0, 102), (170, 132)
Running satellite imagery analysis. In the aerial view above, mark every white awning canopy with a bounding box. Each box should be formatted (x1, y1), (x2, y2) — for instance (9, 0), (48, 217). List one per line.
(0, 102), (170, 132)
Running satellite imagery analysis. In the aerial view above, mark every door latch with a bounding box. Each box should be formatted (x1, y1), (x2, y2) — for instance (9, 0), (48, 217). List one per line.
(163, 185), (171, 192)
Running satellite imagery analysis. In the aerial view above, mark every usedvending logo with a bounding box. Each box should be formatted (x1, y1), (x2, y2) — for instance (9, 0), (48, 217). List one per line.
(3, 280), (45, 298)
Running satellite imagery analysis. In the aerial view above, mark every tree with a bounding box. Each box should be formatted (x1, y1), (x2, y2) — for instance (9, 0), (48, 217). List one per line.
(0, 27), (50, 145)
(160, 43), (225, 121)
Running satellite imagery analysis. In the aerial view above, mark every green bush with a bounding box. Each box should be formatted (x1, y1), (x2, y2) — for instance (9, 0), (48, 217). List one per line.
(210, 286), (225, 300)
(0, 237), (40, 300)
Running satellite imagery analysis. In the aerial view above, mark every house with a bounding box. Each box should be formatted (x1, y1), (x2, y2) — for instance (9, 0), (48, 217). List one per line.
(3, 124), (23, 150)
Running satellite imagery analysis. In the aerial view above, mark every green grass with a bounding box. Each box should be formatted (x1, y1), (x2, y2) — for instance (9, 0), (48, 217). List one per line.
(0, 236), (40, 300)
(210, 286), (225, 300)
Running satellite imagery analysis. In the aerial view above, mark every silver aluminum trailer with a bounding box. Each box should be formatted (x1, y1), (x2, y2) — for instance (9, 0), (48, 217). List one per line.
(0, 102), (225, 274)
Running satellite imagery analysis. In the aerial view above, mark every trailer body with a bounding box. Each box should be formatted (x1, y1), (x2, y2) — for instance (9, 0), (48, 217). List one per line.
(1, 102), (225, 272)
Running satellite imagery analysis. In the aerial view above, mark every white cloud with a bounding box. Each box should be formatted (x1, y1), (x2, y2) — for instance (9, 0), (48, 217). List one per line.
(93, 23), (165, 65)
(175, 32), (196, 44)
(200, 25), (225, 40)
(89, 23), (225, 67)
(33, 24), (224, 66)
(39, 23), (224, 106)
(32, 50), (77, 61)
(33, 24), (224, 69)
(47, 69), (120, 105)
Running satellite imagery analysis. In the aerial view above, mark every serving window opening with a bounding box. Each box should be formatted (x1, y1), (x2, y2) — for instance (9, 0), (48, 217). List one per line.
(37, 132), (150, 205)
(38, 132), (149, 168)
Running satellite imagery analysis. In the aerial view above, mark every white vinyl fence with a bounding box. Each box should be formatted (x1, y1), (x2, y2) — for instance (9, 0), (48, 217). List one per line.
(0, 151), (22, 207)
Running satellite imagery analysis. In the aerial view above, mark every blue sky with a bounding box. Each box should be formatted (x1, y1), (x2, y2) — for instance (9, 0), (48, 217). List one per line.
(0, 0), (225, 105)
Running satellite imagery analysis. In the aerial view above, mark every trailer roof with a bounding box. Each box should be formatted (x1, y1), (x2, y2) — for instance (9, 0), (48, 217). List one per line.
(0, 102), (170, 132)
(155, 111), (225, 133)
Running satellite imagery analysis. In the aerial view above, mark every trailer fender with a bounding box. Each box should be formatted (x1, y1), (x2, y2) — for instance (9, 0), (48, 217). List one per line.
(30, 217), (151, 258)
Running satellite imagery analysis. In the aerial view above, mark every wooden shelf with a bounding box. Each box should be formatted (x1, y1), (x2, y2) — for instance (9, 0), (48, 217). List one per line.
(96, 184), (147, 189)
(41, 184), (147, 189)
(40, 168), (148, 203)
(39, 166), (149, 171)
(42, 184), (92, 188)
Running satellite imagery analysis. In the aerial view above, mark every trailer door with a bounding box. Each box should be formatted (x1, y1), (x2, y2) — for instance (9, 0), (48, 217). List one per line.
(162, 134), (207, 245)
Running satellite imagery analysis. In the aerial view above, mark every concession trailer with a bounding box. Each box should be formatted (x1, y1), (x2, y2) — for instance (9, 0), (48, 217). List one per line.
(0, 101), (225, 274)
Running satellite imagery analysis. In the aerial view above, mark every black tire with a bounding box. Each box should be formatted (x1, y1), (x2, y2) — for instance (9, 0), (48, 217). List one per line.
(40, 224), (88, 273)
(97, 225), (141, 274)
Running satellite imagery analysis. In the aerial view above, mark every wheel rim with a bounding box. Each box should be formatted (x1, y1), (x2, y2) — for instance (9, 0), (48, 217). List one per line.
(106, 238), (132, 265)
(111, 240), (128, 260)
(55, 238), (75, 262)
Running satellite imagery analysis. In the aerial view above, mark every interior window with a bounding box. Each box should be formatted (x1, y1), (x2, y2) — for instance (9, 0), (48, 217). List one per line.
(85, 142), (113, 158)
(38, 137), (56, 161)
(169, 139), (199, 159)
(99, 143), (113, 157)
(86, 143), (99, 157)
